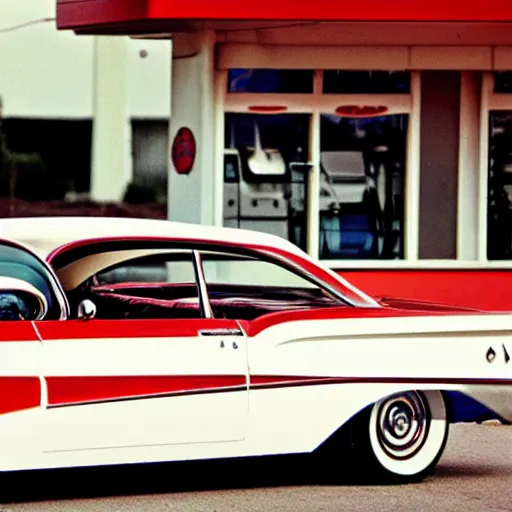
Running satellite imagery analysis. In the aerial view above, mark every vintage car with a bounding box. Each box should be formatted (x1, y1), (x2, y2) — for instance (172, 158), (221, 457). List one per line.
(0, 216), (510, 483)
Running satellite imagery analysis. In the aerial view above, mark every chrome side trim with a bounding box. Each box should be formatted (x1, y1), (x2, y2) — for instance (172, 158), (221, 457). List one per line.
(198, 328), (244, 337)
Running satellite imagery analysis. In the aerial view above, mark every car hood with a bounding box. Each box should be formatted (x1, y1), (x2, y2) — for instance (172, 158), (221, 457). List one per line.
(376, 296), (482, 313)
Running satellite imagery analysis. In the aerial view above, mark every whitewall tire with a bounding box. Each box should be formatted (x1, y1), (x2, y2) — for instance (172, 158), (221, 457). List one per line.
(349, 390), (449, 482)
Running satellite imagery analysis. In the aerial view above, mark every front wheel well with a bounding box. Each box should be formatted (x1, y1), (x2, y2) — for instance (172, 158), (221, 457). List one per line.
(441, 390), (455, 423)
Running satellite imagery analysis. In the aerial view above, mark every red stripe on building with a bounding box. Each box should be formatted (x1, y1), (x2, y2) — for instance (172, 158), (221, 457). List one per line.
(57, 0), (512, 28)
(339, 269), (512, 312)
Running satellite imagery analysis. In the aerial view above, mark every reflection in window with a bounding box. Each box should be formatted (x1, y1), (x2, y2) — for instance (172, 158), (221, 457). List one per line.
(228, 69), (314, 93)
(319, 114), (408, 259)
(323, 71), (410, 94)
(223, 113), (311, 251)
(494, 72), (512, 94)
(488, 111), (512, 259)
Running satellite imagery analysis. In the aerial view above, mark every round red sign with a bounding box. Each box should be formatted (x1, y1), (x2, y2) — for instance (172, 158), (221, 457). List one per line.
(171, 127), (196, 175)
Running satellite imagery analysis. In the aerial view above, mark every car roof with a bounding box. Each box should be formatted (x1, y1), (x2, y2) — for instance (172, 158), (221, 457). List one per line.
(0, 216), (307, 258)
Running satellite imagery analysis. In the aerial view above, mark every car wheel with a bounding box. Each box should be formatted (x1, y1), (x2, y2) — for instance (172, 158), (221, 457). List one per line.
(350, 390), (449, 483)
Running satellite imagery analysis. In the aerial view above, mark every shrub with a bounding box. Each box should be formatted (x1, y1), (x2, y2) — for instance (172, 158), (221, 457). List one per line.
(123, 182), (157, 204)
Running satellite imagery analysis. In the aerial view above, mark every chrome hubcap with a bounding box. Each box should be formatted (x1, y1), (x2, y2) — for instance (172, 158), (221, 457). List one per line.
(376, 392), (429, 460)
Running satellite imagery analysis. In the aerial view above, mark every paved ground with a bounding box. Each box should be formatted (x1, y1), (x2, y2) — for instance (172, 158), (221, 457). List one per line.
(0, 424), (511, 512)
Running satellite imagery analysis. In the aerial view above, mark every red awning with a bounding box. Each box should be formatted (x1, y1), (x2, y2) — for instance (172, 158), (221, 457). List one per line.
(57, 0), (512, 35)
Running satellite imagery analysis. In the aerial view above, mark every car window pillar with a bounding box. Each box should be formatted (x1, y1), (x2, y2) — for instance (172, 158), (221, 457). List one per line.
(192, 250), (214, 319)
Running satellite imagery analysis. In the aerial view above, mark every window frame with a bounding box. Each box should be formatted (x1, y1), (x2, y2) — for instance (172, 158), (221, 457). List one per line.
(216, 68), (421, 267)
(53, 239), (378, 322)
(478, 71), (512, 266)
(73, 248), (211, 320)
(196, 247), (354, 308)
(196, 248), (350, 320)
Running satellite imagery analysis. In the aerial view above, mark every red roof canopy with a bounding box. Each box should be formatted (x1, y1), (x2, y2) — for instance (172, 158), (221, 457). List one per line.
(57, 0), (512, 35)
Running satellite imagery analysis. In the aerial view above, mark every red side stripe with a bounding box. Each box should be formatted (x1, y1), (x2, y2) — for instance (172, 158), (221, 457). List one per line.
(37, 318), (239, 340)
(250, 375), (512, 388)
(0, 323), (39, 343)
(250, 375), (328, 386)
(0, 377), (40, 414)
(46, 375), (247, 406)
(28, 374), (512, 410)
(238, 307), (472, 337)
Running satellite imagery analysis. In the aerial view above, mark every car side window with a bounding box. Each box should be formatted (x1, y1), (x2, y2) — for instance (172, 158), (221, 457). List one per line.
(200, 250), (343, 320)
(84, 250), (202, 320)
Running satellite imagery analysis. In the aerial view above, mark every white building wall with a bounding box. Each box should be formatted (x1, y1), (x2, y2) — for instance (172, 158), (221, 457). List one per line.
(0, 0), (171, 120)
(168, 31), (216, 225)
(126, 38), (172, 120)
(0, 1), (172, 202)
(90, 36), (172, 201)
(0, 0), (94, 119)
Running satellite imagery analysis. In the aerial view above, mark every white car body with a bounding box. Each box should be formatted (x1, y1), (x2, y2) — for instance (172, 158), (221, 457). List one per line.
(0, 216), (509, 482)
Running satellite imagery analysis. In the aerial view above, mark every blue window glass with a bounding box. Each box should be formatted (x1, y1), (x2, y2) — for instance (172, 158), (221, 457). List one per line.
(228, 69), (314, 93)
(323, 71), (410, 94)
(319, 113), (408, 260)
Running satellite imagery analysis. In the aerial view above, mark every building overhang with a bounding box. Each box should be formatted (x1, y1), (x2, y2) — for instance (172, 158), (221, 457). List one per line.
(57, 0), (512, 36)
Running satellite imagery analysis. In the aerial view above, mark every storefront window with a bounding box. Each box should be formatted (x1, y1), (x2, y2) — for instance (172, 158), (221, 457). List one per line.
(224, 67), (413, 260)
(223, 113), (310, 252)
(228, 69), (314, 94)
(319, 114), (408, 259)
(323, 71), (410, 94)
(487, 111), (512, 259)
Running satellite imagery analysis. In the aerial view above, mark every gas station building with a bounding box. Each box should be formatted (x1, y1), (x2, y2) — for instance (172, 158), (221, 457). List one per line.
(55, 1), (512, 309)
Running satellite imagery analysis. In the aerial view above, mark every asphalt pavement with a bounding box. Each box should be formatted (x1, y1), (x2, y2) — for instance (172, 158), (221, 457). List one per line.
(0, 424), (510, 512)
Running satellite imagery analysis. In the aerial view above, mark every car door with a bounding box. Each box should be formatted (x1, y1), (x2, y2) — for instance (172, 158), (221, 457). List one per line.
(0, 239), (71, 467)
(0, 320), (43, 467)
(36, 249), (249, 453)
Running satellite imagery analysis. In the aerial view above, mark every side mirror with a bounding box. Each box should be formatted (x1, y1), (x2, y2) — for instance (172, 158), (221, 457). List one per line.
(77, 299), (97, 321)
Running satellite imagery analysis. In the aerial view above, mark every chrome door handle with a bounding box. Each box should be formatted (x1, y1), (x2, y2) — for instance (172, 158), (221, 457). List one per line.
(198, 328), (243, 337)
